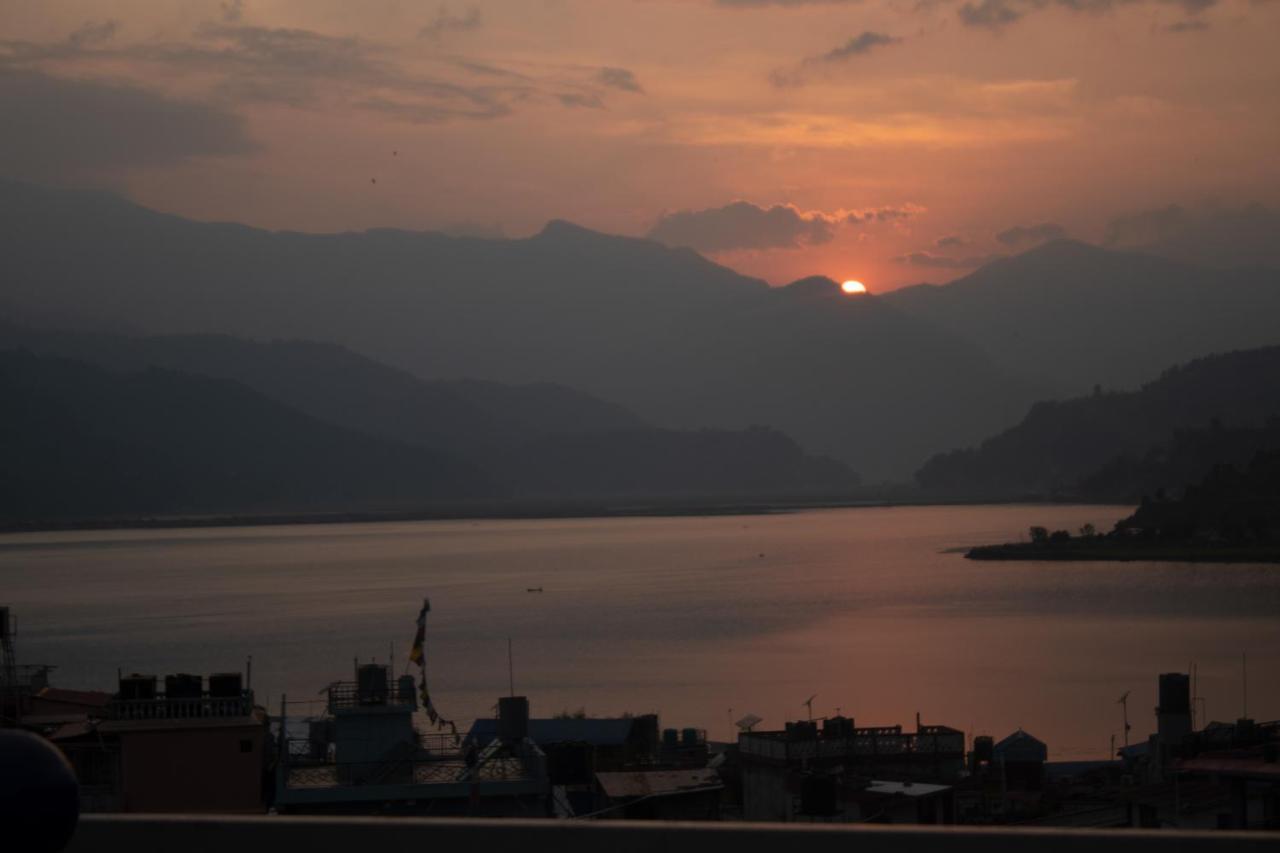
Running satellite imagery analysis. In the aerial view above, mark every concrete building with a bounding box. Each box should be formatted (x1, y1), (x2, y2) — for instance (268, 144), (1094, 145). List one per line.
(52, 670), (268, 814)
(738, 716), (964, 823)
(276, 666), (548, 815)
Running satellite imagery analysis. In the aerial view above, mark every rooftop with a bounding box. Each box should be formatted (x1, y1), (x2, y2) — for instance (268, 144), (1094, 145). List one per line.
(596, 768), (722, 800)
(467, 717), (637, 748)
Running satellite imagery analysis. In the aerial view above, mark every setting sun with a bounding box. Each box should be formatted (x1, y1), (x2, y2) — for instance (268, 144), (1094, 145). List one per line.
(841, 280), (867, 294)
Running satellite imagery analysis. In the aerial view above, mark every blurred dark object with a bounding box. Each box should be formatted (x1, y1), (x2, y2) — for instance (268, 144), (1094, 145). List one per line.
(0, 730), (80, 852)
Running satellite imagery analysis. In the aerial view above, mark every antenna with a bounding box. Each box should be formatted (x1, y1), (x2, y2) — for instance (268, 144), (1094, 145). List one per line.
(507, 637), (514, 697)
(1242, 652), (1248, 719)
(1191, 662), (1201, 730)
(802, 694), (817, 722)
(1117, 690), (1131, 749)
(735, 713), (763, 733)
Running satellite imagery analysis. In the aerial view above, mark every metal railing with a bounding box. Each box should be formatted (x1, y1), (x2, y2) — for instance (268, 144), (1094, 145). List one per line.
(107, 692), (254, 720)
(326, 683), (416, 712)
(283, 755), (532, 790)
(64, 815), (1280, 853)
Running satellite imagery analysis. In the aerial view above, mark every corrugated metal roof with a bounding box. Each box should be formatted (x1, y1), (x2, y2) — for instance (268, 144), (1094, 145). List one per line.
(34, 687), (111, 708)
(596, 768), (722, 800)
(864, 780), (951, 798)
(467, 718), (636, 747)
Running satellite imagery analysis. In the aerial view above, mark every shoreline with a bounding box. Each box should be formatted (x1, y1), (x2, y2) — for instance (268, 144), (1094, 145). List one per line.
(966, 541), (1280, 564)
(0, 496), (1129, 536)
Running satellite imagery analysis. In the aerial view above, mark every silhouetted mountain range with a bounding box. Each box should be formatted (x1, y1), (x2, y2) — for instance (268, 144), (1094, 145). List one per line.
(0, 334), (859, 521)
(0, 180), (1033, 480)
(0, 323), (647, 459)
(0, 350), (484, 520)
(4, 180), (1280, 483)
(883, 240), (1280, 397)
(917, 346), (1280, 499)
(1120, 448), (1280, 543)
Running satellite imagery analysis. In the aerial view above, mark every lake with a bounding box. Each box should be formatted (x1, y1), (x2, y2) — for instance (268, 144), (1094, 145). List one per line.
(3, 504), (1277, 759)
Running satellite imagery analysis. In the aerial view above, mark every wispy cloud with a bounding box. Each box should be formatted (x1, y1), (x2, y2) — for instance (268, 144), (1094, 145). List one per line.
(996, 222), (1067, 246)
(596, 67), (645, 94)
(418, 6), (482, 40)
(647, 200), (923, 252)
(771, 31), (902, 87)
(957, 0), (1219, 31)
(894, 251), (1004, 269)
(0, 17), (637, 128)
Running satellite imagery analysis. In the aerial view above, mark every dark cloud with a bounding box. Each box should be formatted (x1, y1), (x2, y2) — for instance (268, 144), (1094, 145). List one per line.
(935, 235), (970, 248)
(895, 251), (1004, 269)
(596, 67), (644, 94)
(67, 20), (120, 49)
(958, 0), (1023, 28)
(0, 68), (255, 181)
(647, 200), (922, 252)
(418, 6), (482, 40)
(771, 31), (902, 87)
(956, 0), (1219, 30)
(557, 92), (606, 109)
(715, 0), (863, 6)
(1104, 203), (1280, 268)
(1, 19), (617, 126)
(996, 222), (1067, 247)
(819, 32), (901, 61)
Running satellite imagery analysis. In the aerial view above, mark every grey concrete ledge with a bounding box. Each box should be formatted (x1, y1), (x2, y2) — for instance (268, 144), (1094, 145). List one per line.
(66, 814), (1280, 853)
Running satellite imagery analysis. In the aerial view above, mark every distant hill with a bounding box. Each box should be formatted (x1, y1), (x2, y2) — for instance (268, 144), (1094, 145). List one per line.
(0, 350), (484, 520)
(0, 323), (647, 459)
(883, 240), (1280, 397)
(916, 346), (1280, 499)
(1079, 419), (1280, 503)
(0, 344), (861, 522)
(0, 180), (1034, 481)
(1120, 448), (1280, 542)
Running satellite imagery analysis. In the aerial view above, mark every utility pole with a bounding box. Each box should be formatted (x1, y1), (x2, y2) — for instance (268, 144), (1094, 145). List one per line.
(1118, 691), (1131, 749)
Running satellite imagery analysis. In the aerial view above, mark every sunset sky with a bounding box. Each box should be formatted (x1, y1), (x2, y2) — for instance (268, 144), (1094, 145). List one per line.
(3, 0), (1278, 289)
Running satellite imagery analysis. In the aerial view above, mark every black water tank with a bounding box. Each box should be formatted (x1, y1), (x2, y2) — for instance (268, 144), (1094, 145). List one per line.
(663, 728), (679, 749)
(1158, 673), (1191, 714)
(356, 665), (388, 705)
(208, 672), (243, 698)
(118, 674), (156, 701)
(791, 721), (818, 741)
(164, 673), (203, 699)
(824, 716), (854, 738)
(397, 674), (417, 708)
(498, 695), (530, 741)
(974, 735), (995, 763)
(682, 727), (699, 746)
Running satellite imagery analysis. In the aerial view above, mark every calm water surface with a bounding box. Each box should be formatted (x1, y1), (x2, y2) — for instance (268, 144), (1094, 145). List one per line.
(3, 505), (1277, 759)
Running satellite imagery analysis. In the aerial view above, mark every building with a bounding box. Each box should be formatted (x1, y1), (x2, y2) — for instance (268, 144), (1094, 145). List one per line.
(53, 669), (269, 814)
(275, 665), (548, 816)
(738, 715), (965, 823)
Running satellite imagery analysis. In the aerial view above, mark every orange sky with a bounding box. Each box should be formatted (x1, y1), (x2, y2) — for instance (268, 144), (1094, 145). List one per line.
(3, 0), (1278, 289)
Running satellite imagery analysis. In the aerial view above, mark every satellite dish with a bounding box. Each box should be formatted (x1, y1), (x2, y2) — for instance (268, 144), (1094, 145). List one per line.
(735, 713), (763, 732)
